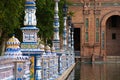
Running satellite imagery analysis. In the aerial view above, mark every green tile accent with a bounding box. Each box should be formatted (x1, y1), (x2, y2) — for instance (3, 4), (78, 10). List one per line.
(96, 18), (99, 30)
(102, 2), (120, 7)
(102, 31), (105, 49)
(85, 18), (89, 30)
(85, 32), (88, 42)
(96, 32), (99, 42)
(21, 44), (38, 49)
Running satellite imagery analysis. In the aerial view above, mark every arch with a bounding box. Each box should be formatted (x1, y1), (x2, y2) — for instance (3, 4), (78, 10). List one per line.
(101, 10), (120, 27)
(100, 10), (120, 57)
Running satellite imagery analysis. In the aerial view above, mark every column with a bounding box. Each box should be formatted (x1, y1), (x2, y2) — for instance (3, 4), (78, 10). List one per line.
(51, 46), (58, 78)
(35, 56), (42, 80)
(62, 3), (68, 72)
(67, 16), (72, 67)
(71, 23), (75, 64)
(53, 0), (60, 50)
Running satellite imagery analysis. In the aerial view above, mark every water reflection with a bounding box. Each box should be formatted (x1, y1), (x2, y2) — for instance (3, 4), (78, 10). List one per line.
(67, 62), (120, 80)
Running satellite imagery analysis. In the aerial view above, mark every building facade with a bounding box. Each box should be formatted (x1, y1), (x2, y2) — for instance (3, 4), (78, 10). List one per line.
(68, 0), (120, 61)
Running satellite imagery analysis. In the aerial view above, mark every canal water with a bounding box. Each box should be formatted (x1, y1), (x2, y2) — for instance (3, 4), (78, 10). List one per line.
(67, 62), (120, 80)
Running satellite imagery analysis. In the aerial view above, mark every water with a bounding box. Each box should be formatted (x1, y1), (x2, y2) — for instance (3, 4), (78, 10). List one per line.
(67, 62), (120, 80)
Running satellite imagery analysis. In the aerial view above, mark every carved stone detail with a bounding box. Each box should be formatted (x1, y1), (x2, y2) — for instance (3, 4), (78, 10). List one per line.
(83, 10), (90, 15)
(94, 10), (101, 15)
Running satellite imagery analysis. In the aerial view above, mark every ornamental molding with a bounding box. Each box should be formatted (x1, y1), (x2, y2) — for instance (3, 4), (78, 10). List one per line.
(94, 10), (101, 15)
(70, 2), (120, 7)
(83, 10), (90, 15)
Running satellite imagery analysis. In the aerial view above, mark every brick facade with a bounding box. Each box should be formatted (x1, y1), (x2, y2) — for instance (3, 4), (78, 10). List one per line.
(68, 0), (120, 61)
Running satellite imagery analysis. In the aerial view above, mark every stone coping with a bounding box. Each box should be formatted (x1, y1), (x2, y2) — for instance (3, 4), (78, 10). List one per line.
(0, 57), (13, 64)
(56, 63), (76, 80)
(0, 56), (30, 65)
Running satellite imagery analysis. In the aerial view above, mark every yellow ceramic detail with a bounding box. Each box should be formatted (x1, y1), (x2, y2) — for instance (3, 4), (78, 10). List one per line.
(6, 35), (20, 48)
(30, 57), (34, 80)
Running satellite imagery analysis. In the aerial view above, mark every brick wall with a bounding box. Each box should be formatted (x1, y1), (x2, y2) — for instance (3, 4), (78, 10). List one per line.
(106, 20), (120, 56)
(68, 0), (120, 59)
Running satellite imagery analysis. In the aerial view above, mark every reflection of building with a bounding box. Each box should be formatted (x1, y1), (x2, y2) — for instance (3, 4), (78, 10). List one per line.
(68, 0), (120, 62)
(80, 63), (120, 80)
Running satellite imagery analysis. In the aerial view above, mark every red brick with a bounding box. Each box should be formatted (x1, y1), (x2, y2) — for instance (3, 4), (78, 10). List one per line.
(68, 0), (120, 61)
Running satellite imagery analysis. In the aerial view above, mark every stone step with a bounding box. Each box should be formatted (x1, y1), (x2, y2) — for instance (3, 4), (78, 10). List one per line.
(107, 56), (120, 61)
